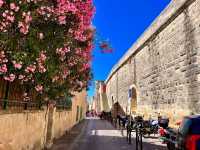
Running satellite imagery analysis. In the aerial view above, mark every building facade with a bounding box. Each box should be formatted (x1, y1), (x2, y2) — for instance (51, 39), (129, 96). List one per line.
(93, 81), (110, 113)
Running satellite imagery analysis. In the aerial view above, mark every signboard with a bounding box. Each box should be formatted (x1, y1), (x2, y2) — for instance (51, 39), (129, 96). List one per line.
(128, 88), (136, 99)
(128, 89), (132, 98)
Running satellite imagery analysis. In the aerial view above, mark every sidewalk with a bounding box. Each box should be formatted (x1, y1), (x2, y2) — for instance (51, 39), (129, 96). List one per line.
(50, 120), (88, 150)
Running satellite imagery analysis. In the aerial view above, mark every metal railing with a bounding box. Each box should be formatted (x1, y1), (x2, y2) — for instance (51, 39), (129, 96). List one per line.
(0, 99), (43, 110)
(0, 99), (72, 111)
(56, 104), (71, 110)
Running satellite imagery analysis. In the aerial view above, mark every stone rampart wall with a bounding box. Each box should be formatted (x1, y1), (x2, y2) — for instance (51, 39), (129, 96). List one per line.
(106, 0), (200, 121)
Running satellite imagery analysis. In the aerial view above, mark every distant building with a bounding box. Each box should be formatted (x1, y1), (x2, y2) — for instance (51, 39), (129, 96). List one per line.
(91, 96), (96, 111)
(87, 97), (93, 111)
(93, 81), (110, 113)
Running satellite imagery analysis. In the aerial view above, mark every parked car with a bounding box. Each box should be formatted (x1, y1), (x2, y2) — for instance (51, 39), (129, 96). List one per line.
(176, 115), (200, 150)
(160, 115), (200, 150)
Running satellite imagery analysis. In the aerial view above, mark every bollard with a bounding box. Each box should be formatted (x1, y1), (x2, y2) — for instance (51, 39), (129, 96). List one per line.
(128, 129), (131, 144)
(136, 127), (138, 150)
(140, 129), (143, 150)
(127, 126), (129, 141)
(135, 123), (143, 150)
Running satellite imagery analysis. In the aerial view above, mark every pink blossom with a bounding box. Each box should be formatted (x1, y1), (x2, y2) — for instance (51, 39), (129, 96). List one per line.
(0, 64), (7, 73)
(38, 65), (46, 73)
(17, 12), (32, 34)
(56, 47), (70, 61)
(39, 32), (44, 39)
(0, 51), (5, 57)
(23, 92), (28, 97)
(4, 74), (15, 82)
(3, 76), (10, 81)
(39, 52), (47, 62)
(10, 3), (16, 10)
(35, 84), (43, 93)
(15, 6), (19, 12)
(55, 0), (77, 16)
(18, 75), (25, 80)
(25, 64), (36, 73)
(62, 69), (69, 79)
(9, 3), (19, 12)
(58, 16), (66, 25)
(0, 0), (4, 7)
(36, 51), (47, 73)
(22, 77), (29, 82)
(7, 15), (15, 23)
(25, 14), (32, 23)
(80, 63), (90, 72)
(0, 51), (8, 64)
(18, 22), (29, 34)
(9, 74), (15, 81)
(23, 92), (30, 101)
(14, 63), (22, 69)
(12, 61), (22, 69)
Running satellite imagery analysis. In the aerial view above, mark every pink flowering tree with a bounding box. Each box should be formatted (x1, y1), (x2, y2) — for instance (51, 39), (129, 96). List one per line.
(0, 0), (95, 101)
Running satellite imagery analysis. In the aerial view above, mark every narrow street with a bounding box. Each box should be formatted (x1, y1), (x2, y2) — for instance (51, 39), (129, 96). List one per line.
(51, 118), (167, 150)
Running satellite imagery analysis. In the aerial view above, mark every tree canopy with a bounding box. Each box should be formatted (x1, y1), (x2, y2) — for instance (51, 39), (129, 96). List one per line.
(0, 0), (95, 100)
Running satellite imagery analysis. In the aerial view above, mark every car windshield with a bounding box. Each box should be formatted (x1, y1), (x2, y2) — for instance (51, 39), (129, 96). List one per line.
(191, 118), (200, 134)
(179, 118), (192, 136)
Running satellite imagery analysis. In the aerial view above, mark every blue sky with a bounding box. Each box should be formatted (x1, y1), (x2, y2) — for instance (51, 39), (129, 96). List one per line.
(88, 0), (171, 98)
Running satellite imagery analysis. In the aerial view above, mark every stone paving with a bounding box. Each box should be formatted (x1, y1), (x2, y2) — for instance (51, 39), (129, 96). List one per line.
(50, 118), (167, 150)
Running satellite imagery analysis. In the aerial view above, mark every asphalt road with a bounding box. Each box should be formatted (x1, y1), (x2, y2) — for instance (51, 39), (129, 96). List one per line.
(51, 118), (167, 150)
